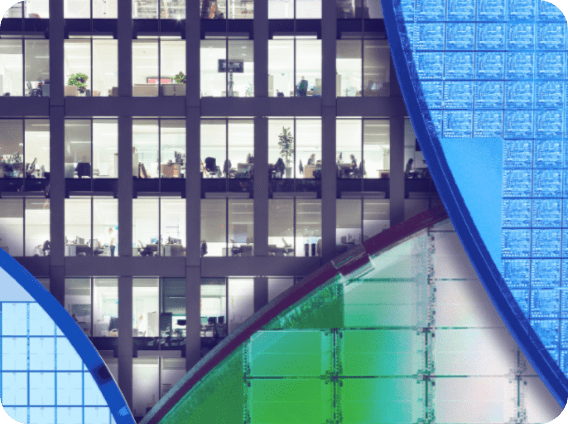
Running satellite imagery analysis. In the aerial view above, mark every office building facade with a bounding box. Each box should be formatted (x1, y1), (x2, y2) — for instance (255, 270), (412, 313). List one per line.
(0, 0), (440, 418)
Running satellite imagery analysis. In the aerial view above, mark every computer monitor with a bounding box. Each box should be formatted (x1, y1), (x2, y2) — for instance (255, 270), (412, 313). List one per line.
(218, 316), (225, 324)
(208, 317), (217, 325)
(77, 237), (85, 245)
(200, 316), (208, 325)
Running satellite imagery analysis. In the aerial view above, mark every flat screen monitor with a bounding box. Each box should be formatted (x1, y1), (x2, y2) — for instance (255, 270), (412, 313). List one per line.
(218, 60), (244, 73)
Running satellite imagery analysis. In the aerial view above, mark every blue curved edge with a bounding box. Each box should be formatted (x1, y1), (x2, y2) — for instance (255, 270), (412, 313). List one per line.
(382, 0), (568, 406)
(0, 247), (135, 424)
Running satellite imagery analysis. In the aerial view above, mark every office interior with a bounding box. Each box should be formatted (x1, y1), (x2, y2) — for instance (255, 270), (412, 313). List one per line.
(0, 0), (443, 419)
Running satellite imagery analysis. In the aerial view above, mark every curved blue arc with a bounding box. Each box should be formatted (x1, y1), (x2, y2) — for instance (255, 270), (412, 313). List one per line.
(382, 0), (568, 405)
(0, 247), (135, 424)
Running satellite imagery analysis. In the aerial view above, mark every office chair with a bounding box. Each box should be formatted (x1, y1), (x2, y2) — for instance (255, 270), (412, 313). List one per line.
(76, 162), (91, 178)
(205, 157), (221, 177)
(282, 238), (294, 256)
(27, 81), (42, 97)
(137, 240), (155, 257)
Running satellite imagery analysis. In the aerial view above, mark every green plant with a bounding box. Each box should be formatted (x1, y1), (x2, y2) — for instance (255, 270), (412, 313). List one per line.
(67, 73), (89, 93)
(278, 127), (294, 168)
(174, 71), (186, 84)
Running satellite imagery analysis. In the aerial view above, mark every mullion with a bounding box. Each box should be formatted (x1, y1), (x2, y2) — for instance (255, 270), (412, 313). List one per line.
(22, 39), (25, 98)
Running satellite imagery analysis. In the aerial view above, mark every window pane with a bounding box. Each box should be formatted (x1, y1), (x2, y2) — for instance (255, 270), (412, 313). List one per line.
(0, 120), (24, 178)
(363, 199), (389, 240)
(336, 119), (362, 179)
(0, 199), (24, 256)
(228, 199), (253, 256)
(269, 0), (294, 18)
(161, 198), (186, 256)
(65, 120), (92, 179)
(133, 278), (160, 336)
(65, 278), (92, 336)
(201, 120), (226, 178)
(93, 0), (117, 17)
(201, 199), (227, 257)
(64, 40), (91, 96)
(162, 278), (186, 339)
(133, 120), (159, 179)
(201, 40), (226, 97)
(64, 0), (90, 17)
(25, 40), (50, 97)
(337, 199), (362, 252)
(268, 278), (294, 302)
(161, 120), (185, 178)
(228, 40), (254, 97)
(365, 0), (382, 18)
(132, 358), (159, 418)
(93, 198), (118, 257)
(93, 119), (118, 178)
(337, 0), (362, 18)
(161, 0), (185, 19)
(64, 198), (91, 256)
(337, 40), (362, 97)
(269, 119), (294, 178)
(25, 120), (50, 176)
(25, 198), (50, 257)
(201, 278), (226, 355)
(0, 39), (23, 96)
(25, 0), (49, 17)
(133, 40), (159, 97)
(363, 119), (390, 179)
(201, 0), (226, 18)
(296, 39), (321, 97)
(228, 120), (254, 178)
(296, 199), (321, 257)
(228, 0), (253, 18)
(363, 39), (390, 97)
(268, 199), (294, 255)
(161, 358), (186, 398)
(268, 39), (294, 97)
(93, 39), (118, 97)
(133, 0), (158, 18)
(228, 278), (253, 333)
(296, 119), (321, 179)
(133, 198), (160, 256)
(3, 2), (23, 18)
(92, 278), (118, 337)
(161, 40), (186, 97)
(297, 0), (321, 19)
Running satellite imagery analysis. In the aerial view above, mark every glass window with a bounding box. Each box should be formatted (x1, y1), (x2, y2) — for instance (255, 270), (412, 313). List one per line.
(363, 119), (390, 179)
(296, 39), (321, 97)
(363, 199), (389, 240)
(133, 40), (159, 97)
(336, 199), (362, 252)
(201, 199), (227, 256)
(161, 199), (186, 256)
(160, 0), (185, 19)
(134, 120), (159, 179)
(268, 278), (294, 302)
(228, 199), (254, 256)
(200, 40), (226, 97)
(228, 0), (254, 18)
(133, 0), (159, 18)
(202, 0), (253, 18)
(337, 0), (381, 18)
(64, 0), (91, 17)
(296, 199), (321, 256)
(92, 278), (118, 337)
(296, 119), (321, 179)
(336, 119), (362, 179)
(0, 120), (24, 178)
(0, 39), (23, 97)
(133, 278), (160, 337)
(65, 0), (116, 17)
(363, 39), (390, 97)
(160, 120), (186, 178)
(269, 119), (294, 178)
(228, 40), (254, 97)
(93, 119), (118, 178)
(297, 0), (321, 18)
(65, 278), (92, 336)
(25, 120), (50, 177)
(268, 39), (294, 97)
(65, 198), (91, 256)
(269, 0), (294, 18)
(162, 278), (186, 340)
(160, 358), (186, 398)
(228, 278), (253, 333)
(93, 39), (118, 97)
(201, 0), (226, 18)
(201, 120), (227, 178)
(161, 41), (186, 97)
(3, 2), (23, 18)
(25, 0), (49, 17)
(404, 117), (429, 178)
(133, 198), (160, 256)
(64, 39), (92, 97)
(25, 39), (50, 97)
(25, 198), (50, 257)
(228, 119), (254, 177)
(133, 358), (159, 419)
(268, 199), (294, 255)
(94, 0), (117, 18)
(65, 120), (92, 178)
(337, 40), (362, 97)
(93, 198), (118, 257)
(201, 278), (227, 350)
(0, 199), (24, 256)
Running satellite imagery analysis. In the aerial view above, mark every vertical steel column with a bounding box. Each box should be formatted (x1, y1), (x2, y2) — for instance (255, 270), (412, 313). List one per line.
(390, 116), (405, 225)
(254, 277), (269, 312)
(117, 276), (133, 409)
(321, 0), (337, 263)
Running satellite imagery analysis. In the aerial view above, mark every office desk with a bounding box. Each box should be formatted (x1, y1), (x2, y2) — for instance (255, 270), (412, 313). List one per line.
(66, 244), (92, 256)
(162, 244), (185, 257)
(161, 163), (182, 178)
(224, 244), (254, 256)
(337, 163), (354, 178)
(268, 245), (294, 256)
(138, 244), (159, 256)
(304, 165), (322, 178)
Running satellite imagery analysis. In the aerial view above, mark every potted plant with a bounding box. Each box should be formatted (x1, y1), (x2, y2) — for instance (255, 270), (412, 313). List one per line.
(67, 73), (89, 95)
(278, 127), (294, 178)
(174, 71), (186, 85)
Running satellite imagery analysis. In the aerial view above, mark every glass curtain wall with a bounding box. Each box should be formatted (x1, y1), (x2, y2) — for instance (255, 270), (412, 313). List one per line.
(200, 0), (254, 18)
(25, 39), (50, 97)
(133, 119), (186, 179)
(65, 38), (118, 97)
(268, 0), (321, 18)
(268, 118), (322, 179)
(337, 198), (390, 252)
(64, 197), (118, 256)
(201, 39), (254, 97)
(337, 0), (382, 18)
(133, 197), (186, 256)
(268, 38), (321, 97)
(65, 0), (118, 17)
(337, 39), (362, 97)
(133, 0), (185, 18)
